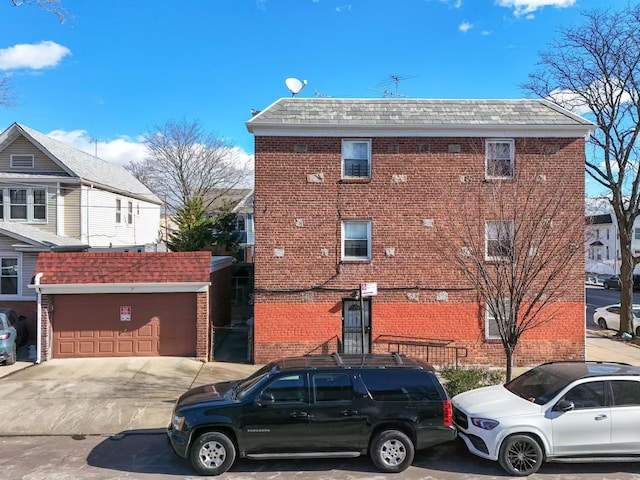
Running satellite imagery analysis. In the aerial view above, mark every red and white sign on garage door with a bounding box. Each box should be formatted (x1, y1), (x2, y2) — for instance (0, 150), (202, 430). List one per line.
(120, 306), (131, 322)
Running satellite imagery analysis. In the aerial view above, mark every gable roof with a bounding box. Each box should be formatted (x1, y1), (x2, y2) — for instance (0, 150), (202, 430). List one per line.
(586, 213), (613, 225)
(34, 251), (211, 285)
(246, 98), (596, 138)
(0, 123), (161, 205)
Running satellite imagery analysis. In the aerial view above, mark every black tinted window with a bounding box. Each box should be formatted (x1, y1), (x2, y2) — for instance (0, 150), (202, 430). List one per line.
(263, 374), (306, 403)
(563, 381), (606, 409)
(611, 380), (640, 406)
(361, 371), (440, 402)
(312, 373), (353, 402)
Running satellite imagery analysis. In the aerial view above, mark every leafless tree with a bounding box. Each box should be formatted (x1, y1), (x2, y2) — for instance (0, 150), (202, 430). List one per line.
(127, 118), (252, 213)
(439, 173), (584, 381)
(523, 5), (640, 336)
(10, 0), (70, 23)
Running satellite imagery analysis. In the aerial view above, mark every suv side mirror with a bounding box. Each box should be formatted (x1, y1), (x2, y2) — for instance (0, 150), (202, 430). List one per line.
(255, 392), (275, 407)
(553, 400), (575, 412)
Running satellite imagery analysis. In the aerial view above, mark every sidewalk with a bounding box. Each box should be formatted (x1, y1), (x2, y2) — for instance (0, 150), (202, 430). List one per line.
(585, 328), (640, 363)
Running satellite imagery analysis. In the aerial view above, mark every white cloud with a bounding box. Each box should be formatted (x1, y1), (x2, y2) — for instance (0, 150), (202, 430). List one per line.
(459, 22), (473, 33)
(0, 41), (71, 70)
(481, 30), (492, 36)
(336, 4), (352, 12)
(440, 0), (463, 8)
(495, 0), (576, 17)
(47, 129), (148, 166)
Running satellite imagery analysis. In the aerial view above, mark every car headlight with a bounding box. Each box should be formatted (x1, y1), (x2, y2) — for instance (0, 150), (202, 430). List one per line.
(471, 417), (500, 430)
(172, 415), (185, 431)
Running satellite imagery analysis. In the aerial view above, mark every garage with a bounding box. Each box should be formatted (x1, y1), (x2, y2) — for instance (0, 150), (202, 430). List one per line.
(33, 251), (212, 362)
(52, 293), (197, 358)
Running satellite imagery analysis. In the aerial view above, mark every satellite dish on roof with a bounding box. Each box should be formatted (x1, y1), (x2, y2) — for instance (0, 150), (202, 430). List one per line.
(285, 77), (308, 96)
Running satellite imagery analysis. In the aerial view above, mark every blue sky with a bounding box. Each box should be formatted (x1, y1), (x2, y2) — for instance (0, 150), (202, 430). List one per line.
(0, 0), (627, 192)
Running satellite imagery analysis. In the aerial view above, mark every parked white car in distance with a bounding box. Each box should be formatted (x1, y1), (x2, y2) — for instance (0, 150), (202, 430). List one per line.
(452, 361), (640, 476)
(592, 304), (640, 336)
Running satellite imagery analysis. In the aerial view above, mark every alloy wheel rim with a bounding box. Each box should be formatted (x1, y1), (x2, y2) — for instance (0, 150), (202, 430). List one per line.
(380, 439), (406, 466)
(506, 440), (539, 473)
(199, 440), (226, 468)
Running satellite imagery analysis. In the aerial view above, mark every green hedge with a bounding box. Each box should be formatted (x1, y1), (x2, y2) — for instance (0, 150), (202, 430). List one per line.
(440, 366), (505, 397)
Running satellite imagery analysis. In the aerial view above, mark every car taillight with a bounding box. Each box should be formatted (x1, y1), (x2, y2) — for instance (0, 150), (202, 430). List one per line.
(442, 400), (453, 427)
(0, 332), (9, 340)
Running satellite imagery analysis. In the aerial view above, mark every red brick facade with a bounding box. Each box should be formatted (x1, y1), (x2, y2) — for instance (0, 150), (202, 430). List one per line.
(252, 135), (586, 367)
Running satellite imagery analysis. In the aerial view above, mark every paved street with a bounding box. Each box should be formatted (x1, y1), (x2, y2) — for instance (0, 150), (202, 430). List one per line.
(585, 285), (640, 328)
(2, 433), (640, 480)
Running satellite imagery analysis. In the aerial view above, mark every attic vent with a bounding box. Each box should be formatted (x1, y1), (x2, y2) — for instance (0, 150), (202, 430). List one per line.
(420, 144), (430, 153)
(10, 154), (34, 168)
(388, 144), (400, 154)
(294, 144), (308, 153)
(448, 144), (461, 153)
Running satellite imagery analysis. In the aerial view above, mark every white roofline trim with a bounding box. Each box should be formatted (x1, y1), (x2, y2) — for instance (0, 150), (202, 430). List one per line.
(29, 282), (210, 294)
(247, 124), (595, 138)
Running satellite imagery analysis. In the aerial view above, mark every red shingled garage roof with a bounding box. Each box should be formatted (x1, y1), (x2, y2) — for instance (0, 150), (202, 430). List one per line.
(34, 252), (211, 359)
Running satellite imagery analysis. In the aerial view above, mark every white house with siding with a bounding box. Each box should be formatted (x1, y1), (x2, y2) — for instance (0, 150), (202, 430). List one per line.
(0, 122), (162, 305)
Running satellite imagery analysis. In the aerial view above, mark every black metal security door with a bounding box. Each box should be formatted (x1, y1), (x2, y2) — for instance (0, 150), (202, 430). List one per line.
(342, 299), (371, 354)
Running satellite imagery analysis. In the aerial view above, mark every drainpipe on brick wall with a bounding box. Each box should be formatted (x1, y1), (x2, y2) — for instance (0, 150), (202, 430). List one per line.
(34, 272), (43, 364)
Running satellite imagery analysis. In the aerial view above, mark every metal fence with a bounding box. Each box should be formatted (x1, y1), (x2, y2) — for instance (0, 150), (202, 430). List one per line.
(211, 325), (253, 363)
(374, 335), (468, 368)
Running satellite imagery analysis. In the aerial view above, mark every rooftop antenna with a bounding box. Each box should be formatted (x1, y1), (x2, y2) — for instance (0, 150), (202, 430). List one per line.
(368, 74), (415, 98)
(285, 77), (308, 97)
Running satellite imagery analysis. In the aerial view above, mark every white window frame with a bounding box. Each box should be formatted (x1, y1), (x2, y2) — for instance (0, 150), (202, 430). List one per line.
(10, 154), (34, 169)
(485, 139), (515, 179)
(485, 220), (514, 261)
(341, 220), (372, 261)
(6, 188), (47, 223)
(127, 201), (133, 224)
(342, 139), (371, 179)
(485, 299), (510, 340)
(0, 253), (21, 297)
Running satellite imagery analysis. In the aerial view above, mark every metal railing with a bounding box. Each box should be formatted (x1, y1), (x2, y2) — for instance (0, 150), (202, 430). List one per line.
(374, 335), (468, 368)
(211, 325), (253, 364)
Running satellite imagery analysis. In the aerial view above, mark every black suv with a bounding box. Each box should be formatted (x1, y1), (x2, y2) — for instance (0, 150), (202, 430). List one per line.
(167, 353), (455, 475)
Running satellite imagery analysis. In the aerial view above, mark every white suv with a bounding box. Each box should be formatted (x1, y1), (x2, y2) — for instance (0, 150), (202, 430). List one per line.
(452, 361), (640, 476)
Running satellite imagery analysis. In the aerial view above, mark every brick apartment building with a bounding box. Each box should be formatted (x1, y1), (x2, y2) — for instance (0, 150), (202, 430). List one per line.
(246, 98), (594, 367)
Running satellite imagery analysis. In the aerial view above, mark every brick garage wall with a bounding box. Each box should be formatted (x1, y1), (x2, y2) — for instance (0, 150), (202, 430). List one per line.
(253, 136), (586, 365)
(196, 291), (210, 360)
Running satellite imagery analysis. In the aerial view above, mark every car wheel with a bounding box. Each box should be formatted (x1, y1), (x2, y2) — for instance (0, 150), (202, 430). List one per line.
(370, 429), (415, 473)
(597, 318), (608, 330)
(636, 326), (640, 337)
(498, 434), (543, 476)
(5, 343), (16, 365)
(189, 431), (236, 476)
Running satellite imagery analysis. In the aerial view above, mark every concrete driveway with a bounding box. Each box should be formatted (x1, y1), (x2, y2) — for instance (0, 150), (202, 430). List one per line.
(0, 357), (259, 436)
(1, 331), (639, 438)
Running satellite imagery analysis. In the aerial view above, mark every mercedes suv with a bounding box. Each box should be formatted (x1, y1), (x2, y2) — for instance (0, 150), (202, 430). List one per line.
(452, 361), (640, 476)
(167, 353), (455, 475)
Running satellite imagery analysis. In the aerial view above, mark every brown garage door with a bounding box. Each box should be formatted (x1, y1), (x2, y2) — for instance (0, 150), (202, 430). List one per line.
(52, 293), (197, 358)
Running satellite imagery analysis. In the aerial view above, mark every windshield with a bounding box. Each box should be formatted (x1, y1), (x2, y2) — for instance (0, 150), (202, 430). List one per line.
(232, 363), (277, 400)
(505, 367), (572, 405)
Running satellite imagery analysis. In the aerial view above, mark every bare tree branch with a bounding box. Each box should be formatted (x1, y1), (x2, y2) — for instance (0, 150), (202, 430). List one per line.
(127, 118), (252, 214)
(522, 4), (640, 336)
(11, 0), (70, 23)
(438, 147), (583, 381)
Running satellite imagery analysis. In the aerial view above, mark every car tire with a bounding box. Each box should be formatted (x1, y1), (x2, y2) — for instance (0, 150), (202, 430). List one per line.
(189, 431), (236, 476)
(636, 326), (640, 337)
(597, 318), (608, 330)
(6, 343), (16, 365)
(370, 429), (415, 473)
(498, 434), (543, 476)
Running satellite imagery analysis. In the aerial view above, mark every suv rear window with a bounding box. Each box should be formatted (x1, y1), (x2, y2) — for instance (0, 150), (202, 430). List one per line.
(361, 371), (440, 401)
